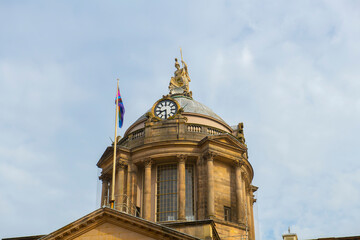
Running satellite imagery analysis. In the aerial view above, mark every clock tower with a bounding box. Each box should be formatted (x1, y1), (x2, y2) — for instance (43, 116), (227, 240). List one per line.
(97, 57), (258, 240)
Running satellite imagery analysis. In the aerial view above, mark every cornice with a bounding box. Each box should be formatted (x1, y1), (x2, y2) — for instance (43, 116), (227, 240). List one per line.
(130, 140), (199, 153)
(97, 146), (130, 167)
(199, 134), (248, 152)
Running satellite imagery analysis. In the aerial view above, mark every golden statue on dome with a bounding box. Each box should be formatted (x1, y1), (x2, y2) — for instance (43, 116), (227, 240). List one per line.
(169, 48), (191, 95)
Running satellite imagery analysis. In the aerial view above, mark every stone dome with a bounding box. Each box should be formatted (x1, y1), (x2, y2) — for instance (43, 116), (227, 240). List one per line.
(135, 95), (225, 123)
(124, 94), (233, 137)
(172, 95), (225, 122)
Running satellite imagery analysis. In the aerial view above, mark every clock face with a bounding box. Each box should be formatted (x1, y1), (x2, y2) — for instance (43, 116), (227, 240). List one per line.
(154, 99), (178, 119)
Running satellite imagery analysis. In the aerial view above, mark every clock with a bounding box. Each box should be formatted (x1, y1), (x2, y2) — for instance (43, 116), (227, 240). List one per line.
(154, 99), (178, 119)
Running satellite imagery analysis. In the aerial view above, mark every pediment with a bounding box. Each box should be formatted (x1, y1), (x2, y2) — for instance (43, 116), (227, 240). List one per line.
(74, 222), (156, 240)
(40, 207), (198, 240)
(200, 134), (247, 150)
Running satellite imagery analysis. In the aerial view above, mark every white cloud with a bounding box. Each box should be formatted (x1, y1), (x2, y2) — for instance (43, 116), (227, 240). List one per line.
(1, 0), (360, 239)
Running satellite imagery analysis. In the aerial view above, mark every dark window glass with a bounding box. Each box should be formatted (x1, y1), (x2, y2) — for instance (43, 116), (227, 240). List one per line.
(157, 164), (178, 221)
(185, 164), (194, 220)
(224, 206), (231, 221)
(136, 206), (140, 217)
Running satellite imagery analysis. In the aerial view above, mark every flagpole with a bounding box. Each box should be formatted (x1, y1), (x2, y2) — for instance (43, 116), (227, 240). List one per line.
(110, 79), (119, 209)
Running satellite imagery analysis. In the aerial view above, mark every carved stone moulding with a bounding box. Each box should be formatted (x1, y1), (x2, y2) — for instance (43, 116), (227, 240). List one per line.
(177, 154), (188, 163)
(143, 157), (153, 167)
(241, 171), (249, 182)
(232, 158), (245, 168)
(202, 151), (217, 161)
(99, 174), (111, 182)
(117, 160), (127, 169)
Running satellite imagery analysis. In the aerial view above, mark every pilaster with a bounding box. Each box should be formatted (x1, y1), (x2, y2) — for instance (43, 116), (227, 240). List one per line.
(126, 163), (132, 213)
(143, 158), (153, 220)
(100, 175), (110, 207)
(177, 154), (187, 220)
(233, 158), (245, 224)
(203, 151), (216, 219)
(115, 161), (126, 211)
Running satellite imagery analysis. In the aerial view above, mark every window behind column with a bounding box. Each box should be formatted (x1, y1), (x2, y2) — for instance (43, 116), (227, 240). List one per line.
(156, 164), (178, 221)
(185, 164), (194, 220)
(224, 206), (231, 221)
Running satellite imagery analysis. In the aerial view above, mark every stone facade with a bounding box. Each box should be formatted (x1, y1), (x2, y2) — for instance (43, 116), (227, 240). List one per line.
(97, 92), (258, 240)
(73, 222), (156, 240)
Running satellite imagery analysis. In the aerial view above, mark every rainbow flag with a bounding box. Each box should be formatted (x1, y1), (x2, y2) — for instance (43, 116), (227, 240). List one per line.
(115, 87), (125, 128)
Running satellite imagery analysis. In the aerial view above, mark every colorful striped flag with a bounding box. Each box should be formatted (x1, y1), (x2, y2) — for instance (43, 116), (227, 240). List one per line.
(116, 87), (125, 128)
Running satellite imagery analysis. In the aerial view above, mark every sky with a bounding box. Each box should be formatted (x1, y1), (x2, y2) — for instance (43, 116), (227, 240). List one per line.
(1, 1), (360, 239)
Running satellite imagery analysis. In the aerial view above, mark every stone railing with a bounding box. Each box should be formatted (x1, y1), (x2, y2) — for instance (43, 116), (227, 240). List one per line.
(187, 124), (202, 133)
(118, 124), (226, 147)
(129, 128), (144, 140)
(186, 124), (226, 136)
(206, 127), (223, 135)
(118, 128), (145, 147)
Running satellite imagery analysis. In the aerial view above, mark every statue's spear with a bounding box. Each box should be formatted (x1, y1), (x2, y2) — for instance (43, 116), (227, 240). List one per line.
(180, 47), (184, 67)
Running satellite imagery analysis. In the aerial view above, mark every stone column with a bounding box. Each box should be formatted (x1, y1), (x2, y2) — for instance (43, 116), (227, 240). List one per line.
(234, 159), (245, 224)
(143, 158), (153, 220)
(131, 164), (138, 215)
(100, 176), (109, 207)
(204, 151), (216, 219)
(249, 185), (258, 240)
(196, 156), (202, 220)
(126, 163), (132, 213)
(108, 180), (112, 205)
(242, 172), (251, 238)
(177, 154), (187, 220)
(245, 183), (253, 240)
(115, 162), (125, 211)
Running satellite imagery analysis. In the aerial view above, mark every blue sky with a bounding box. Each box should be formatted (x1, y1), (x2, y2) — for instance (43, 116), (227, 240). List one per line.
(1, 1), (360, 239)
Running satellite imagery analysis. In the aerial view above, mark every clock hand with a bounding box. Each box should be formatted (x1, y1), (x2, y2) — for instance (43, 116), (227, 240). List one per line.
(159, 109), (166, 118)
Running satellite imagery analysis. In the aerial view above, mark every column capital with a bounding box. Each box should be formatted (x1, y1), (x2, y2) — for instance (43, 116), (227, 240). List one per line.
(127, 162), (137, 173)
(242, 172), (250, 188)
(246, 183), (253, 194)
(202, 151), (217, 161)
(143, 158), (153, 168)
(177, 154), (188, 163)
(99, 174), (110, 181)
(196, 156), (203, 165)
(232, 158), (245, 168)
(242, 152), (248, 160)
(117, 160), (127, 169)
